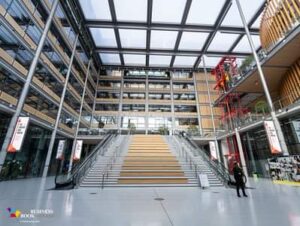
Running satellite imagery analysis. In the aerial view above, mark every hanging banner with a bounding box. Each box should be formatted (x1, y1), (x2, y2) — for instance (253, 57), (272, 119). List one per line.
(292, 121), (300, 143)
(264, 121), (282, 154)
(209, 141), (218, 160)
(56, 140), (65, 159)
(7, 117), (30, 153)
(73, 140), (83, 161)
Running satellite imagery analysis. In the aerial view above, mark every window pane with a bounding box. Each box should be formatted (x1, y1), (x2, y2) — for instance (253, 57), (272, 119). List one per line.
(222, 0), (265, 27)
(179, 32), (209, 50)
(100, 53), (121, 65)
(124, 54), (146, 65)
(173, 56), (197, 67)
(90, 28), (117, 47)
(119, 29), (146, 48)
(208, 32), (239, 51)
(149, 55), (172, 66)
(79, 0), (111, 20)
(187, 0), (225, 25)
(114, 0), (147, 22)
(152, 0), (186, 23)
(151, 30), (178, 49)
(233, 35), (261, 53)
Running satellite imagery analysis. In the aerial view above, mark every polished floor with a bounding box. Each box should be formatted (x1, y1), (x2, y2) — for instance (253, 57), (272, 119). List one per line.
(0, 178), (299, 226)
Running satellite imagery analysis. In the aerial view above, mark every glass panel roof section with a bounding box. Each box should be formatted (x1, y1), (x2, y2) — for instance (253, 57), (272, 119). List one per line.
(79, 0), (111, 20)
(152, 0), (186, 24)
(119, 29), (146, 48)
(124, 54), (146, 66)
(201, 56), (222, 68)
(186, 0), (225, 25)
(208, 32), (239, 51)
(149, 55), (172, 66)
(114, 0), (147, 22)
(150, 30), (178, 49)
(173, 56), (197, 67)
(179, 32), (209, 50)
(99, 53), (121, 65)
(90, 28), (117, 47)
(222, 0), (265, 27)
(233, 35), (261, 53)
(251, 12), (263, 28)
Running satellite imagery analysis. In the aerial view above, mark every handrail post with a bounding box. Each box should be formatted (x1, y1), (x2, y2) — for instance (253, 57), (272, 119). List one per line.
(102, 173), (105, 189)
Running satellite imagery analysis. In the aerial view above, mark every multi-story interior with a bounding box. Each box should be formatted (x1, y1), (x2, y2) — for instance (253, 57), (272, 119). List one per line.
(0, 0), (300, 225)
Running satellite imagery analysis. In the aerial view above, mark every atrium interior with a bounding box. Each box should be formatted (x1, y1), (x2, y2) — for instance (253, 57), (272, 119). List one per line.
(0, 0), (300, 225)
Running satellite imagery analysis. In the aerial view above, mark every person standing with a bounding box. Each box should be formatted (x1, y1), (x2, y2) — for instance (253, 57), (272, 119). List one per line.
(233, 162), (248, 198)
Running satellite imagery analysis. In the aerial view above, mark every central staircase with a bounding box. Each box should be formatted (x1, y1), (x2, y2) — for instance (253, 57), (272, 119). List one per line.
(80, 135), (224, 188)
(118, 135), (188, 185)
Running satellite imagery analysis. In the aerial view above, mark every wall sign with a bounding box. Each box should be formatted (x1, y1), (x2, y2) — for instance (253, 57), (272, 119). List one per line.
(8, 117), (30, 153)
(209, 141), (217, 160)
(73, 140), (83, 160)
(56, 140), (65, 159)
(264, 121), (282, 154)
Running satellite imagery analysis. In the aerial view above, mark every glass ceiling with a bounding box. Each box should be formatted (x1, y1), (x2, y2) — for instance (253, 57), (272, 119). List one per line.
(78, 0), (266, 69)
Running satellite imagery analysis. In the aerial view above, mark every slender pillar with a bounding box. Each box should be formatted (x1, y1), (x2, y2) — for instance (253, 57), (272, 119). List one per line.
(170, 74), (176, 133)
(235, 0), (289, 156)
(0, 0), (59, 172)
(118, 73), (124, 132)
(90, 72), (99, 128)
(193, 73), (203, 136)
(246, 132), (257, 174)
(202, 56), (221, 161)
(68, 60), (92, 174)
(235, 128), (249, 178)
(42, 34), (79, 178)
(145, 73), (149, 134)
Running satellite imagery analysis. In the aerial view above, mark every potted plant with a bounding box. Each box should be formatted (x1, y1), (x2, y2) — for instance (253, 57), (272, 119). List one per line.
(187, 125), (199, 136)
(239, 55), (255, 75)
(158, 125), (169, 135)
(128, 122), (136, 134)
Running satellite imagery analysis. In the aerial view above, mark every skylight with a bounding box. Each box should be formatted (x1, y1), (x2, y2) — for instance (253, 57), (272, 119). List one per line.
(208, 32), (239, 51)
(150, 30), (178, 49)
(201, 56), (222, 68)
(186, 0), (225, 25)
(222, 0), (265, 27)
(119, 29), (146, 49)
(233, 35), (261, 53)
(79, 0), (111, 20)
(173, 56), (197, 67)
(114, 0), (147, 22)
(179, 32), (209, 50)
(90, 28), (117, 47)
(152, 0), (186, 24)
(149, 55), (172, 66)
(124, 54), (146, 65)
(99, 53), (121, 65)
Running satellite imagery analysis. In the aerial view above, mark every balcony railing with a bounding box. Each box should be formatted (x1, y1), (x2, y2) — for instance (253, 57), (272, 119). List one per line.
(260, 0), (300, 50)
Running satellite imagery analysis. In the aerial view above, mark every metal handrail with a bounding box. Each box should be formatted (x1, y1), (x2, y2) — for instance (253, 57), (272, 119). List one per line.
(176, 134), (231, 186)
(55, 132), (117, 189)
(101, 135), (128, 189)
(168, 136), (202, 187)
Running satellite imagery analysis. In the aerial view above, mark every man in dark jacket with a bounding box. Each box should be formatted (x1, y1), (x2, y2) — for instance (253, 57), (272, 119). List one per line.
(233, 162), (248, 197)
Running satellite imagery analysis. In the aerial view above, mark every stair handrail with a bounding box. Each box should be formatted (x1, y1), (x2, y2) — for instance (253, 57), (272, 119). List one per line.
(176, 134), (231, 186)
(55, 131), (117, 189)
(167, 136), (202, 186)
(101, 135), (129, 189)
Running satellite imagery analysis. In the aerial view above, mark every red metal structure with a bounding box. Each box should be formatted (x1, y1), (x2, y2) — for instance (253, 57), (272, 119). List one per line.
(211, 57), (248, 171)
